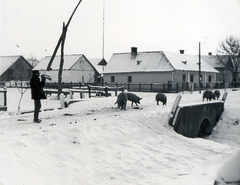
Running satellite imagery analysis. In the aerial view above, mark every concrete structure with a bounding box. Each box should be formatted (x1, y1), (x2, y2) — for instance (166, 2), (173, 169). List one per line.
(103, 47), (219, 85)
(0, 56), (32, 82)
(169, 93), (227, 138)
(33, 54), (100, 84)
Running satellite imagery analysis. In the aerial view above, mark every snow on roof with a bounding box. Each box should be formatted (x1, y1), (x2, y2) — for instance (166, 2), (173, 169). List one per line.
(201, 55), (225, 68)
(104, 51), (174, 73)
(33, 54), (84, 70)
(104, 51), (219, 74)
(163, 51), (219, 73)
(0, 55), (22, 75)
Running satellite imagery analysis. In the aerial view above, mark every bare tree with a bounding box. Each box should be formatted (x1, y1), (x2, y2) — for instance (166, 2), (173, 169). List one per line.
(217, 36), (240, 86)
(27, 57), (40, 68)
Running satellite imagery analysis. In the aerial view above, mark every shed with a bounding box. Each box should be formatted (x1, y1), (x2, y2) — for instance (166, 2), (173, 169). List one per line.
(0, 55), (33, 82)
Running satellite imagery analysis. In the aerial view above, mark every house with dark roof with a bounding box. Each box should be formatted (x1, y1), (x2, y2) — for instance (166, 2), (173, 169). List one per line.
(103, 47), (219, 86)
(202, 54), (233, 83)
(0, 55), (33, 82)
(33, 54), (102, 84)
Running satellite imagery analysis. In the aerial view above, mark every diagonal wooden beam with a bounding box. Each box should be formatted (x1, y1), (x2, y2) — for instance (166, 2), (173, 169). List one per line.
(46, 0), (83, 71)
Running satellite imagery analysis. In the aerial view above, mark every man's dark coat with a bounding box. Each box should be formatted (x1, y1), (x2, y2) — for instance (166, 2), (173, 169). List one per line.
(30, 75), (47, 100)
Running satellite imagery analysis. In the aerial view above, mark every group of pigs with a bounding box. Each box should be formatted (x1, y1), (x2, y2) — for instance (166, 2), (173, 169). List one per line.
(115, 91), (167, 110)
(202, 89), (221, 101)
(115, 89), (221, 110)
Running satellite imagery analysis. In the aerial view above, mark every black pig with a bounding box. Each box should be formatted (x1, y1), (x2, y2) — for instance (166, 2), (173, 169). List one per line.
(214, 90), (220, 100)
(115, 92), (127, 110)
(156, 93), (167, 105)
(203, 90), (216, 101)
(126, 93), (142, 107)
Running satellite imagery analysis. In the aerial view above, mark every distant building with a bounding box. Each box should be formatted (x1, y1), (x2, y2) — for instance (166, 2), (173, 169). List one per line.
(103, 47), (219, 85)
(202, 53), (233, 83)
(33, 54), (101, 84)
(0, 55), (33, 82)
(88, 58), (107, 84)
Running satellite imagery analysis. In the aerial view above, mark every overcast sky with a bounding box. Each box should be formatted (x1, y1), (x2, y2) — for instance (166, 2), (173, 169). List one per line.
(1, 0), (240, 61)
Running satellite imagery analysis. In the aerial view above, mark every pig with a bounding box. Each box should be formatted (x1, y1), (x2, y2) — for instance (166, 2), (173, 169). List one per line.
(202, 90), (216, 101)
(156, 93), (167, 105)
(214, 90), (221, 100)
(126, 92), (142, 107)
(115, 92), (127, 110)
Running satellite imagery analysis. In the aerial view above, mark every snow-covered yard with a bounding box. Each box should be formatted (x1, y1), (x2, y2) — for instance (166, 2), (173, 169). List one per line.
(0, 88), (239, 185)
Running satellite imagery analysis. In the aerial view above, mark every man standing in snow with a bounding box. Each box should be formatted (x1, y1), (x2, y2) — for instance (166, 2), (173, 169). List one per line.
(30, 70), (47, 123)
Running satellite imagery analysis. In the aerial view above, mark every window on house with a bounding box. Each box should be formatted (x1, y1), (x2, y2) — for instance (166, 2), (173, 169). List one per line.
(190, 75), (194, 82)
(111, 76), (115, 83)
(209, 75), (212, 82)
(128, 76), (132, 83)
(182, 75), (186, 82)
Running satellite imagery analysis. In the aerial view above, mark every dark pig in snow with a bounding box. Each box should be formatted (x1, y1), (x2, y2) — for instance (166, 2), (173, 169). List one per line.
(202, 90), (216, 101)
(126, 93), (142, 106)
(156, 93), (167, 105)
(115, 92), (127, 110)
(214, 90), (220, 100)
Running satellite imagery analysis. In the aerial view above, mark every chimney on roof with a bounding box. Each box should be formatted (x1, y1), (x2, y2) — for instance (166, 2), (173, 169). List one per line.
(131, 47), (137, 59)
(179, 50), (185, 54)
(208, 52), (212, 56)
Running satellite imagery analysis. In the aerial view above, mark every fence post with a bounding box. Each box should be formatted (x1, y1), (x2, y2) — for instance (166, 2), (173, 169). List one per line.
(139, 83), (141, 91)
(128, 83), (130, 91)
(151, 82), (153, 91)
(88, 85), (91, 98)
(163, 82), (165, 92)
(122, 86), (124, 92)
(176, 82), (179, 92)
(115, 86), (117, 96)
(69, 91), (73, 99)
(4, 90), (7, 107)
(105, 86), (109, 97)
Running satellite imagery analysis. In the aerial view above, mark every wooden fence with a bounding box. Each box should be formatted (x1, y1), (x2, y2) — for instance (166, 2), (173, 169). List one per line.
(104, 81), (233, 93)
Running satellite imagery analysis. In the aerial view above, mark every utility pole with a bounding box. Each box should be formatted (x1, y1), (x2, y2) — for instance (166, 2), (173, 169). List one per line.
(102, 0), (106, 61)
(199, 42), (201, 94)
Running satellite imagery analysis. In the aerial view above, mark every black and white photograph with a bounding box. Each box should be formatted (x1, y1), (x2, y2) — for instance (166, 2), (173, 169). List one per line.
(0, 0), (240, 184)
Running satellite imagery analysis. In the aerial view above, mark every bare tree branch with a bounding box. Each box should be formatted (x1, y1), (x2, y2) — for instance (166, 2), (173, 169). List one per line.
(217, 36), (240, 84)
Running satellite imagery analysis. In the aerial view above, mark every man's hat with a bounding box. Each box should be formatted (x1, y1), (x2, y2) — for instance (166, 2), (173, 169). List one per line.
(32, 70), (39, 74)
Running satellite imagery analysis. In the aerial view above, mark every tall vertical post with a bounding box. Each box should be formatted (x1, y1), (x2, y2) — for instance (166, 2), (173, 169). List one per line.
(102, 0), (106, 60)
(58, 22), (67, 97)
(199, 42), (201, 94)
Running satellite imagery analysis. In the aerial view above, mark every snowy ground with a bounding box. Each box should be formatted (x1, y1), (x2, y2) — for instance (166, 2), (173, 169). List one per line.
(0, 88), (239, 185)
